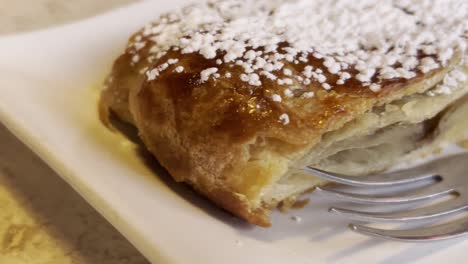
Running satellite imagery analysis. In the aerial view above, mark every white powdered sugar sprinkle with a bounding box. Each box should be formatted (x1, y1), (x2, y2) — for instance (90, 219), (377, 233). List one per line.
(427, 67), (467, 96)
(200, 67), (219, 83)
(175, 66), (185, 73)
(146, 68), (159, 81)
(302, 92), (315, 98)
(279, 113), (290, 125)
(130, 0), (466, 125)
(272, 94), (283, 102)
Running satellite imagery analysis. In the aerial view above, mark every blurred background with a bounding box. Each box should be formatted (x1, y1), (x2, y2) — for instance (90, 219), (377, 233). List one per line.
(0, 0), (150, 263)
(0, 0), (134, 34)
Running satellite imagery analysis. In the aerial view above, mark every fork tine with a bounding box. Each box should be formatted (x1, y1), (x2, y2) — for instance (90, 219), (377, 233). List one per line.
(316, 184), (455, 204)
(304, 166), (437, 187)
(349, 217), (468, 242)
(329, 198), (468, 222)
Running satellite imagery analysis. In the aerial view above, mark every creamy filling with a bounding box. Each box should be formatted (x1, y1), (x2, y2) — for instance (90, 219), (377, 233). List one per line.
(261, 81), (468, 206)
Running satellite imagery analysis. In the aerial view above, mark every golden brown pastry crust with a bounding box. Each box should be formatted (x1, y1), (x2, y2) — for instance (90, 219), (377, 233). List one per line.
(101, 1), (467, 226)
(100, 29), (158, 124)
(126, 47), (455, 226)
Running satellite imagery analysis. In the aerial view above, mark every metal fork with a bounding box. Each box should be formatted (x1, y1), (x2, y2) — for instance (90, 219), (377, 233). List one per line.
(304, 152), (468, 242)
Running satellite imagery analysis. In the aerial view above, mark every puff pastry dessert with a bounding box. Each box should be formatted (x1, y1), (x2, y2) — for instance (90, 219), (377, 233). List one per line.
(101, 0), (468, 226)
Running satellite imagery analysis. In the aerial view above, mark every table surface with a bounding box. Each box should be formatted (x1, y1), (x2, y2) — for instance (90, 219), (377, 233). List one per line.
(0, 1), (150, 263)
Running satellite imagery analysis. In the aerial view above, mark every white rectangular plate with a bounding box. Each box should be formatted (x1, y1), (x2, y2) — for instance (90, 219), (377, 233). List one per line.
(0, 1), (467, 263)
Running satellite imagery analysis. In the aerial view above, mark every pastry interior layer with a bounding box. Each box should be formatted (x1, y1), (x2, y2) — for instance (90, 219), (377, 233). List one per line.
(260, 67), (468, 207)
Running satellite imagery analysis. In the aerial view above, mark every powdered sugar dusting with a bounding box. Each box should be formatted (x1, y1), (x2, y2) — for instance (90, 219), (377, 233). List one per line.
(129, 0), (466, 119)
(427, 67), (467, 96)
(200, 67), (219, 83)
(175, 66), (184, 73)
(272, 94), (283, 102)
(279, 113), (290, 125)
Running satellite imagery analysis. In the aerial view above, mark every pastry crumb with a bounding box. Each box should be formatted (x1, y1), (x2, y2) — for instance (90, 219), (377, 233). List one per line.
(291, 216), (302, 223)
(235, 240), (243, 247)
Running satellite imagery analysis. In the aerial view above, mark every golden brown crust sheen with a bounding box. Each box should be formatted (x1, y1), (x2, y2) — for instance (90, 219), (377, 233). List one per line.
(126, 46), (452, 226)
(101, 30), (158, 124)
